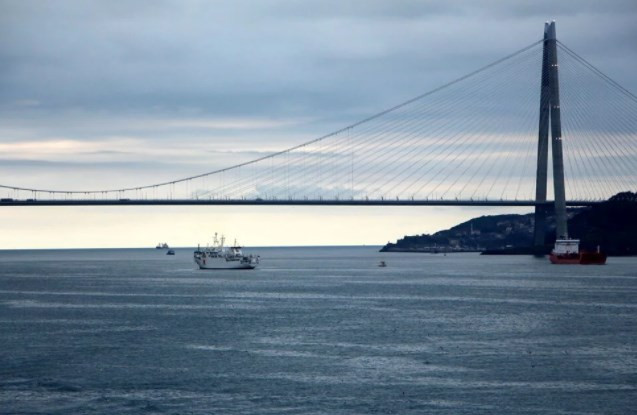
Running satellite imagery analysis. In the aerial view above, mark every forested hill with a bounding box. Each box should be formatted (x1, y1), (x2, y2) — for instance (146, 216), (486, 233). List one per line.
(380, 192), (637, 256)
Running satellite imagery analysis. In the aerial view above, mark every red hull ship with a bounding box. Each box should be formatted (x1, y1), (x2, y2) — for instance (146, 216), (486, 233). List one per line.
(549, 239), (607, 265)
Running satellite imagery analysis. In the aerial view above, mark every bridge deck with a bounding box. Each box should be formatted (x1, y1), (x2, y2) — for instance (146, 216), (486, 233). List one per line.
(0, 199), (601, 207)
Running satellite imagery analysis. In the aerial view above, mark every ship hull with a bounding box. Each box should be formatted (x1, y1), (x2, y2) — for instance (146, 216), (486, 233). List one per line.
(549, 252), (607, 265)
(194, 257), (257, 270)
(198, 265), (256, 270)
(549, 254), (580, 264)
(579, 252), (607, 265)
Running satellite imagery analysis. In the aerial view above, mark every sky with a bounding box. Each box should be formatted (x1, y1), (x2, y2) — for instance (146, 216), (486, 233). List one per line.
(1, 0), (636, 249)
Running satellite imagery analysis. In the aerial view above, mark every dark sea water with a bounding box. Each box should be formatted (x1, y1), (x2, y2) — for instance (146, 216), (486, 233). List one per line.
(1, 247), (636, 414)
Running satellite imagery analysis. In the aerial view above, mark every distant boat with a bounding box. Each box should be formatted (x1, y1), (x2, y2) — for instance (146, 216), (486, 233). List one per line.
(156, 242), (169, 249)
(166, 249), (175, 255)
(378, 260), (387, 267)
(194, 233), (259, 270)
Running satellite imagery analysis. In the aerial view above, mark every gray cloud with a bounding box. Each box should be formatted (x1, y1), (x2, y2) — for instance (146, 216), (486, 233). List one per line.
(2, 1), (636, 111)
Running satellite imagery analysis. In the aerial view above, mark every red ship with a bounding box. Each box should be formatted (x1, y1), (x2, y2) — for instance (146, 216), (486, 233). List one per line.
(549, 239), (607, 265)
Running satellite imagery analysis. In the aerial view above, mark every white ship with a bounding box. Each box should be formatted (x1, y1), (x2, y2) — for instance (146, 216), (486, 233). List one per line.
(193, 233), (259, 270)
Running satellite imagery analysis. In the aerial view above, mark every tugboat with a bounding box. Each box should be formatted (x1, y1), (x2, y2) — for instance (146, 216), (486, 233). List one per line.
(193, 234), (259, 270)
(549, 239), (607, 265)
(166, 249), (175, 255)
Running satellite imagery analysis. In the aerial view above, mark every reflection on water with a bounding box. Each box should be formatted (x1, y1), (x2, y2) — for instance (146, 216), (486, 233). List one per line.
(1, 247), (636, 414)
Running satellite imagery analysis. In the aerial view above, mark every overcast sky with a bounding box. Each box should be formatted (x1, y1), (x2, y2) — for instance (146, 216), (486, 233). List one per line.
(1, 0), (636, 248)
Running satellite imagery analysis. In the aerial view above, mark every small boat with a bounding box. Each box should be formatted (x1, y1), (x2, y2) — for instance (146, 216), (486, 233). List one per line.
(378, 261), (387, 267)
(166, 249), (175, 255)
(194, 234), (259, 270)
(156, 242), (169, 249)
(549, 239), (606, 265)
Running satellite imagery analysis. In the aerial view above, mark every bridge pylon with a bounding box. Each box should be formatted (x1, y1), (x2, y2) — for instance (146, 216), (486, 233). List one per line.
(533, 21), (568, 254)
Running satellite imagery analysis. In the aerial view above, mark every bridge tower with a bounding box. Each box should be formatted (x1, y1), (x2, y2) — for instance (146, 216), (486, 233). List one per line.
(533, 21), (568, 253)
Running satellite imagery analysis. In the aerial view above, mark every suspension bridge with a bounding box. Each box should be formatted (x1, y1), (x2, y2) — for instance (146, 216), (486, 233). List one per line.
(1, 22), (636, 247)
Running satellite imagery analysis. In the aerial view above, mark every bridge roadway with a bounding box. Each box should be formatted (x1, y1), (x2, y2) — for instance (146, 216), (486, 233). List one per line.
(0, 198), (601, 207)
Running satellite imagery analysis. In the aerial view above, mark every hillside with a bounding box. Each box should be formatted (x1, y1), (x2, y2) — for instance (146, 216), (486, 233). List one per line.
(380, 192), (637, 256)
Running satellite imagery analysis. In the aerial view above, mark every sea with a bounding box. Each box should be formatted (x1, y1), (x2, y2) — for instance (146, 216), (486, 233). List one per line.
(1, 246), (636, 414)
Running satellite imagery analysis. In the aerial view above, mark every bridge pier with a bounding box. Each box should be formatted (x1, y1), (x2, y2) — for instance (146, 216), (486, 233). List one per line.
(533, 21), (568, 253)
(546, 22), (568, 239)
(533, 22), (551, 253)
